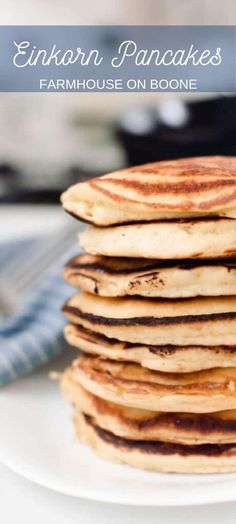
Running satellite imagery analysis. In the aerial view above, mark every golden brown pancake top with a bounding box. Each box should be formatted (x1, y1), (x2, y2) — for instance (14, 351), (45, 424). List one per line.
(61, 156), (236, 225)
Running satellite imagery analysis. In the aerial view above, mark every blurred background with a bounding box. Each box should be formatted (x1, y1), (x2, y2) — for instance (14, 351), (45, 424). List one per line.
(1, 0), (236, 317)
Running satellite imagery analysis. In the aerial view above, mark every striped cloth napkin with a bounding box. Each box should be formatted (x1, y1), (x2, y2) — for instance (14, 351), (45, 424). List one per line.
(0, 236), (78, 386)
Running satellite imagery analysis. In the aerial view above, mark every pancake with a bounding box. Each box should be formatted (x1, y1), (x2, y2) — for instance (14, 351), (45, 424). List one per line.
(63, 292), (236, 347)
(64, 323), (236, 373)
(73, 355), (236, 413)
(61, 369), (236, 445)
(76, 411), (236, 473)
(64, 253), (236, 298)
(61, 156), (236, 226)
(79, 219), (236, 260)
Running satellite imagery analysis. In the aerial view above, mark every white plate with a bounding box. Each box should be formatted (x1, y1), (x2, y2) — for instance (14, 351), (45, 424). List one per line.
(1, 353), (236, 507)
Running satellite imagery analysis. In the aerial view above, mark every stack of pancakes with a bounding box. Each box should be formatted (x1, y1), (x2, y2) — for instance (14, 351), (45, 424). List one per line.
(60, 156), (236, 473)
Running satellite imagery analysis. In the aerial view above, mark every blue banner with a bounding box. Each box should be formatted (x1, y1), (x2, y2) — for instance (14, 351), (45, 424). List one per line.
(0, 26), (235, 92)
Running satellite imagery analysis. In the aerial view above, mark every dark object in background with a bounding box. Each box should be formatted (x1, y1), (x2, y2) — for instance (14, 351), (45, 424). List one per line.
(0, 165), (102, 205)
(2, 96), (236, 205)
(0, 164), (20, 201)
(116, 96), (236, 166)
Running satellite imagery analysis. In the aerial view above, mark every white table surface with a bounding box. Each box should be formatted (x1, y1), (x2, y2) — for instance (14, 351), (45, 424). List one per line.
(0, 204), (73, 241)
(1, 205), (236, 523)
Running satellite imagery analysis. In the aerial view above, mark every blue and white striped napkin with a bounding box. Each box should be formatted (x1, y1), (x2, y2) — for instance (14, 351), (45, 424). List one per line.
(0, 237), (78, 386)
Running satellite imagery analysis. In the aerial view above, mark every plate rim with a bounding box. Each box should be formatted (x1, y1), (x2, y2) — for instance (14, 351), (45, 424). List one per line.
(2, 358), (236, 508)
(1, 453), (236, 507)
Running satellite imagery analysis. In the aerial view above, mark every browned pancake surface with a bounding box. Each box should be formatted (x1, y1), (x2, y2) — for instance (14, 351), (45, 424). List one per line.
(61, 370), (236, 444)
(73, 355), (236, 413)
(63, 292), (236, 347)
(64, 253), (236, 298)
(61, 156), (236, 225)
(83, 414), (236, 457)
(64, 323), (236, 373)
(76, 411), (236, 472)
